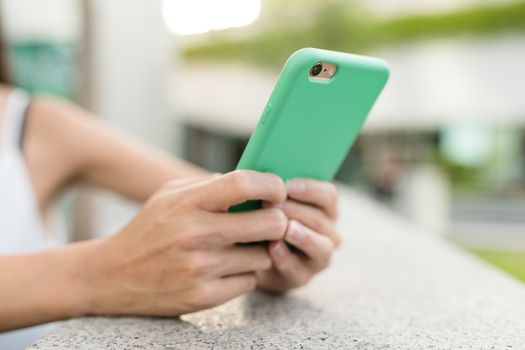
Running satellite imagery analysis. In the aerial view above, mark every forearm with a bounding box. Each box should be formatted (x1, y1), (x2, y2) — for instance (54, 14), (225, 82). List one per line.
(26, 96), (208, 207)
(78, 121), (208, 201)
(0, 241), (98, 331)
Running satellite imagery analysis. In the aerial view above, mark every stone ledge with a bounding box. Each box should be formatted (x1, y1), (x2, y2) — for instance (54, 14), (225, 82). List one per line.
(30, 187), (525, 349)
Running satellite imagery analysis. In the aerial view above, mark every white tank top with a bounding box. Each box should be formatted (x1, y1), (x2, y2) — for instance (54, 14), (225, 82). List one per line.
(0, 89), (58, 348)
(0, 89), (46, 253)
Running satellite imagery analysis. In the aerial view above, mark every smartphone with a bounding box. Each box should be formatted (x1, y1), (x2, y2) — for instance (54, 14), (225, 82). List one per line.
(231, 48), (389, 211)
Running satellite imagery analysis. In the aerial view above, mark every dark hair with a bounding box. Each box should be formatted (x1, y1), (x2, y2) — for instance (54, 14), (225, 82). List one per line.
(0, 14), (10, 84)
(0, 46), (10, 84)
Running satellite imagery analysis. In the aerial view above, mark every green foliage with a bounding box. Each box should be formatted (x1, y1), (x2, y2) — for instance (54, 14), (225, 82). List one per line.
(375, 1), (525, 43)
(470, 249), (525, 283)
(183, 1), (525, 68)
(433, 151), (489, 192)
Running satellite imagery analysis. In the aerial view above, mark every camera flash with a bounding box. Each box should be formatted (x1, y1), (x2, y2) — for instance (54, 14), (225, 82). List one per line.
(310, 62), (336, 81)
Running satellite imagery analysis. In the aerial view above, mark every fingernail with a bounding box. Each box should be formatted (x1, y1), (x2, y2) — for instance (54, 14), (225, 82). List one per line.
(286, 180), (306, 195)
(286, 221), (304, 243)
(272, 242), (286, 261)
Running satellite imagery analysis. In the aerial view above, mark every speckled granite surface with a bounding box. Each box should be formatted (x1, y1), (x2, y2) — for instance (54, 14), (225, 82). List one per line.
(30, 188), (525, 349)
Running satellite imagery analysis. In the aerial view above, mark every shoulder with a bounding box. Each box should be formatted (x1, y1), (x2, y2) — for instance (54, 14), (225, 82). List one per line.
(30, 95), (79, 121)
(24, 94), (94, 162)
(27, 95), (94, 141)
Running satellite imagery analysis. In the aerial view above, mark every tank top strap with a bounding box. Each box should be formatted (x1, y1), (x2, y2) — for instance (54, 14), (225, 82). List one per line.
(1, 89), (31, 153)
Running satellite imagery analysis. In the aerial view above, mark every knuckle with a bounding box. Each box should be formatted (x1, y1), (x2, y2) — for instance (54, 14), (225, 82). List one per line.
(182, 232), (202, 250)
(266, 208), (288, 238)
(194, 284), (217, 309)
(311, 212), (329, 234)
(333, 233), (343, 248)
(262, 257), (272, 270)
(228, 170), (286, 202)
(184, 214), (223, 248)
(295, 273), (312, 287)
(184, 255), (202, 277)
(300, 227), (314, 246)
(245, 274), (257, 290)
(179, 220), (207, 249)
(274, 258), (291, 275)
(326, 182), (339, 200)
(323, 234), (336, 253)
(229, 170), (252, 195)
(185, 252), (212, 278)
(200, 288), (216, 308)
(198, 226), (227, 248)
(266, 173), (286, 198)
(254, 250), (272, 270)
(333, 207), (340, 220)
(320, 250), (333, 270)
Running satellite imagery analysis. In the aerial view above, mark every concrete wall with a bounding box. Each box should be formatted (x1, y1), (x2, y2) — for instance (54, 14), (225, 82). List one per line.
(88, 0), (172, 149)
(83, 0), (174, 238)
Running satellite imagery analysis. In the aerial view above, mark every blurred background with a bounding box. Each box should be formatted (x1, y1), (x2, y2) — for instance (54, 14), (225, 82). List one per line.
(1, 0), (525, 280)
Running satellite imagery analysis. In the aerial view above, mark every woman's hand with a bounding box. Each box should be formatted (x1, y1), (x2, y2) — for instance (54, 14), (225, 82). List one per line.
(80, 170), (288, 316)
(256, 179), (341, 293)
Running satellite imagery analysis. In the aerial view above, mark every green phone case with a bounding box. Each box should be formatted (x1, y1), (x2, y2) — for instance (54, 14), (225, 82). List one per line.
(232, 48), (389, 211)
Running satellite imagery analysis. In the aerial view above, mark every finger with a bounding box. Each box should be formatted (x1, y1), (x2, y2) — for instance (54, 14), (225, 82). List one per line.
(215, 246), (272, 276)
(197, 170), (287, 212)
(209, 273), (257, 306)
(204, 208), (288, 245)
(163, 173), (221, 190)
(278, 200), (341, 248)
(283, 220), (334, 271)
(286, 179), (338, 219)
(267, 240), (312, 287)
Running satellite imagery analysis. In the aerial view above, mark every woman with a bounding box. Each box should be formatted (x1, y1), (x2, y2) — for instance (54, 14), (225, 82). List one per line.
(0, 35), (340, 344)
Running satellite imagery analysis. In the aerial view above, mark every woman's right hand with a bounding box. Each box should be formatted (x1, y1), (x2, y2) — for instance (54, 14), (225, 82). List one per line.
(79, 170), (288, 317)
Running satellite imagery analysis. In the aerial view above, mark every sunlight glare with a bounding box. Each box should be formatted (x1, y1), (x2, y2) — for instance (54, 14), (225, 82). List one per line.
(162, 0), (261, 36)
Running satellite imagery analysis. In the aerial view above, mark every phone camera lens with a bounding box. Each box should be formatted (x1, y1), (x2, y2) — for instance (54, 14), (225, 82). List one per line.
(310, 63), (323, 76)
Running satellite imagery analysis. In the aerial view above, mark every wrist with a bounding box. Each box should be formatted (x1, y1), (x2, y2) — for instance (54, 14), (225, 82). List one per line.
(72, 234), (138, 317)
(58, 238), (109, 318)
(0, 238), (112, 330)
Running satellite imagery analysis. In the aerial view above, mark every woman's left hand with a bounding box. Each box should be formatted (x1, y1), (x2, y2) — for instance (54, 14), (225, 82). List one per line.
(256, 179), (341, 293)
